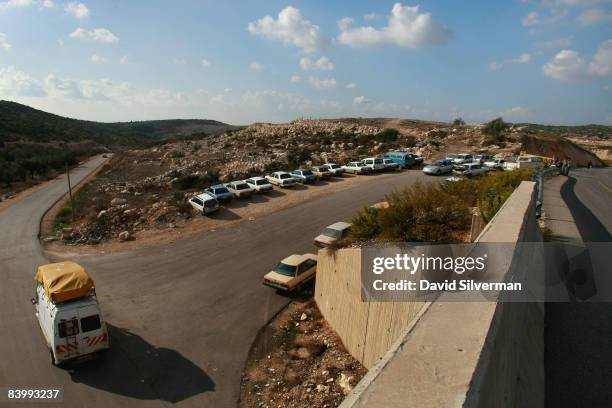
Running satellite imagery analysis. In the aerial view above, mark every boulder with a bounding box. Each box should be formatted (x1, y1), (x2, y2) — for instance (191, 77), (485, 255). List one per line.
(338, 373), (354, 395)
(110, 198), (128, 206)
(118, 231), (132, 242)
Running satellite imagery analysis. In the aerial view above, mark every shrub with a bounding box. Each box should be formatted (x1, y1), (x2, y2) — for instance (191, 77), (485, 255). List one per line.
(453, 117), (466, 126)
(477, 169), (534, 222)
(482, 117), (509, 145)
(286, 147), (311, 167)
(375, 128), (399, 142)
(172, 171), (219, 190)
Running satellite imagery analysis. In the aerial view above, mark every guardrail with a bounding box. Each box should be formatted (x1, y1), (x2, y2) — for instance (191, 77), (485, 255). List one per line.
(531, 167), (557, 219)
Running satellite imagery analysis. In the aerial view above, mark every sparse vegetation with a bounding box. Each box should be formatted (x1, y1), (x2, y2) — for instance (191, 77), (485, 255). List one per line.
(453, 117), (466, 126)
(482, 117), (509, 146)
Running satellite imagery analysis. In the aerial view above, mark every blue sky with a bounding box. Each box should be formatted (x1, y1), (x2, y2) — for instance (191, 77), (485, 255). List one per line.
(0, 0), (611, 125)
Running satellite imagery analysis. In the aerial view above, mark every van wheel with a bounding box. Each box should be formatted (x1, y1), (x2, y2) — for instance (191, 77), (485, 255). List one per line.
(49, 348), (57, 366)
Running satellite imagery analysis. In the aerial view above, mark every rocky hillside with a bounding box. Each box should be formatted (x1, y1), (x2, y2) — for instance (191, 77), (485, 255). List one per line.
(48, 117), (606, 246)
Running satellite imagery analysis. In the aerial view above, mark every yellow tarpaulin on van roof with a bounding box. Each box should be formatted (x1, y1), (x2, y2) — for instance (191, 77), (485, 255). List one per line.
(35, 261), (95, 303)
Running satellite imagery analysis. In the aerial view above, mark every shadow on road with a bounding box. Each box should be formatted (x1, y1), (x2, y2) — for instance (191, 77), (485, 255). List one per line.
(560, 176), (611, 242)
(209, 208), (241, 221)
(67, 325), (215, 403)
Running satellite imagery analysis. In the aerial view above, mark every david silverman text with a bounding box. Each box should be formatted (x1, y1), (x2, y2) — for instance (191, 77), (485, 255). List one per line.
(372, 279), (522, 292)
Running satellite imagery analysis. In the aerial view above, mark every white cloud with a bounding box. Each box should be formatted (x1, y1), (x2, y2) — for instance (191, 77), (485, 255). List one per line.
(345, 83), (357, 89)
(120, 55), (128, 64)
(290, 75), (301, 83)
(41, 0), (52, 7)
(0, 32), (11, 51)
(0, 66), (45, 96)
(542, 39), (612, 80)
(0, 0), (34, 9)
(201, 58), (211, 67)
(224, 87), (232, 93)
(337, 3), (452, 48)
(536, 37), (574, 48)
(308, 76), (336, 89)
(353, 95), (369, 104)
(248, 6), (326, 53)
(299, 56), (334, 71)
(69, 27), (119, 43)
(337, 17), (354, 31)
(488, 53), (531, 71)
(364, 12), (382, 21)
(249, 61), (264, 70)
(521, 8), (567, 28)
(90, 54), (108, 63)
(64, 2), (89, 19)
(576, 8), (612, 26)
(503, 106), (531, 118)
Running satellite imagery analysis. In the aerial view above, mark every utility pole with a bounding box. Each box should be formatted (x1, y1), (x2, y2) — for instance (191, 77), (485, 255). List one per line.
(66, 162), (75, 223)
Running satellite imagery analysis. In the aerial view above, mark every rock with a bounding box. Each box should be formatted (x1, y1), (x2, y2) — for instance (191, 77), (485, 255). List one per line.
(97, 210), (108, 219)
(326, 378), (334, 383)
(134, 191), (142, 196)
(316, 384), (329, 393)
(118, 231), (131, 242)
(110, 198), (127, 206)
(300, 312), (308, 321)
(338, 373), (354, 395)
(43, 236), (59, 243)
(168, 223), (176, 229)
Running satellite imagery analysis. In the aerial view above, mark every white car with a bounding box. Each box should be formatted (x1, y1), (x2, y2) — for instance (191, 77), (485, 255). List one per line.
(504, 155), (545, 171)
(342, 162), (372, 174)
(189, 193), (220, 214)
(314, 222), (352, 247)
(323, 163), (345, 176)
(382, 158), (400, 170)
(265, 171), (296, 187)
(483, 158), (506, 170)
(452, 153), (474, 164)
(245, 177), (273, 193)
(452, 163), (489, 178)
(361, 157), (386, 172)
(225, 181), (254, 198)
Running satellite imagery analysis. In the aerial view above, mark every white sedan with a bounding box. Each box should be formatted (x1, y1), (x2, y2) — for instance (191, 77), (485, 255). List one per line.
(342, 162), (372, 174)
(245, 176), (273, 193)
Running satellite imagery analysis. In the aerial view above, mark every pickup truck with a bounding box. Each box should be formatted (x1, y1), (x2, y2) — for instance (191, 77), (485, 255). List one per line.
(265, 172), (296, 187)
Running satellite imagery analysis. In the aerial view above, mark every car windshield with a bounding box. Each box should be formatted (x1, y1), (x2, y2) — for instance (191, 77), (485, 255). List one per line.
(302, 170), (314, 176)
(279, 174), (291, 179)
(433, 161), (444, 166)
(256, 179), (268, 185)
(329, 164), (339, 169)
(273, 262), (297, 277)
(322, 227), (341, 239)
(215, 187), (230, 194)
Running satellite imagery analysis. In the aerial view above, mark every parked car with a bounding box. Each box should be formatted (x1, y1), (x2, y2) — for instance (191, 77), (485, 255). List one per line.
(382, 158), (400, 170)
(265, 171), (296, 187)
(314, 222), (352, 247)
(384, 151), (420, 168)
(204, 184), (234, 203)
(311, 166), (332, 179)
(290, 169), (317, 184)
(452, 163), (489, 178)
(322, 163), (345, 176)
(422, 159), (454, 175)
(361, 157), (386, 172)
(189, 193), (220, 214)
(483, 158), (506, 170)
(475, 154), (495, 164)
(451, 153), (474, 164)
(342, 162), (372, 174)
(504, 155), (545, 171)
(225, 180), (253, 198)
(263, 253), (318, 292)
(245, 176), (273, 193)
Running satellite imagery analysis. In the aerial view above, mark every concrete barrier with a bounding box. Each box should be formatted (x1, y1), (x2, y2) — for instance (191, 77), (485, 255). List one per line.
(316, 181), (544, 407)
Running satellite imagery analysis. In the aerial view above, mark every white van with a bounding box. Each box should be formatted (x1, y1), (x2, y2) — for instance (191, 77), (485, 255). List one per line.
(361, 157), (385, 171)
(32, 262), (109, 365)
(188, 192), (220, 214)
(504, 155), (545, 171)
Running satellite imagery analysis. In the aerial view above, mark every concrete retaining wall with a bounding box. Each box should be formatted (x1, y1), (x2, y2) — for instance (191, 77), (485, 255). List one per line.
(315, 249), (426, 368)
(327, 180), (544, 407)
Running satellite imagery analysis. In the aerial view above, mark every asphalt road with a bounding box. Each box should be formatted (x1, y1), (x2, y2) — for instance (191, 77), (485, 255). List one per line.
(0, 158), (431, 408)
(544, 167), (612, 408)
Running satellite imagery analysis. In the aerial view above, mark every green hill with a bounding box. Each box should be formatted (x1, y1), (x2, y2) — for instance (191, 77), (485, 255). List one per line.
(0, 100), (238, 145)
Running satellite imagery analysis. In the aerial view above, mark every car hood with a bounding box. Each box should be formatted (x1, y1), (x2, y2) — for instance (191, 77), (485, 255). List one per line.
(314, 234), (335, 244)
(263, 271), (293, 284)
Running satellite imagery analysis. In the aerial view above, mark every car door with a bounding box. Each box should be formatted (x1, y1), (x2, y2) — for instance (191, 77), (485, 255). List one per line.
(78, 305), (107, 354)
(296, 259), (317, 285)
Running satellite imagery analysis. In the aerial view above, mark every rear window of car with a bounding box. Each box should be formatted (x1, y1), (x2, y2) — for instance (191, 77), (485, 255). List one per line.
(191, 197), (203, 206)
(236, 183), (249, 190)
(216, 187), (230, 194)
(256, 179), (268, 185)
(279, 173), (291, 179)
(80, 314), (101, 333)
(273, 263), (297, 277)
(58, 319), (79, 338)
(322, 227), (341, 239)
(303, 170), (314, 176)
(374, 159), (383, 164)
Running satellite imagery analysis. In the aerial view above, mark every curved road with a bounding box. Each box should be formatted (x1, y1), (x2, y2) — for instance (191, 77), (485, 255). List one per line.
(0, 157), (429, 407)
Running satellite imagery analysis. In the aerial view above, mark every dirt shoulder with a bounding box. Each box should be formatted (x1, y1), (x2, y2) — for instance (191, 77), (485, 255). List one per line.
(240, 297), (367, 408)
(44, 170), (411, 256)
